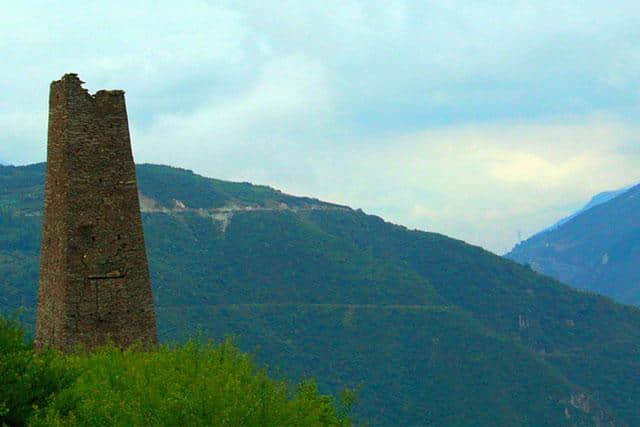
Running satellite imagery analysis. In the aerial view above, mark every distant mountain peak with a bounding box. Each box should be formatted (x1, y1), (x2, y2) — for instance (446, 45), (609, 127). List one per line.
(530, 183), (636, 239)
(507, 181), (640, 306)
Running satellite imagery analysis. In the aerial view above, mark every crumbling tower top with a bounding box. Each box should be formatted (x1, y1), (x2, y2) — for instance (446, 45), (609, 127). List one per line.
(35, 74), (157, 351)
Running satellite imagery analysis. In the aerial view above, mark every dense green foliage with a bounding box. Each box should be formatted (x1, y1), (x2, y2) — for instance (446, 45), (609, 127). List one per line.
(0, 314), (74, 425)
(0, 314), (352, 426)
(3, 162), (640, 425)
(508, 183), (640, 305)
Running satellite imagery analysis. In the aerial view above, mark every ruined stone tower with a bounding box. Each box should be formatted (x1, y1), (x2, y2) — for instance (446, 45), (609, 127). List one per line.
(35, 74), (157, 351)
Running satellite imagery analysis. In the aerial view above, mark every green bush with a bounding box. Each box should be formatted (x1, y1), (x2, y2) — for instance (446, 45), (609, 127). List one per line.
(0, 314), (75, 426)
(31, 339), (352, 426)
(1, 314), (352, 426)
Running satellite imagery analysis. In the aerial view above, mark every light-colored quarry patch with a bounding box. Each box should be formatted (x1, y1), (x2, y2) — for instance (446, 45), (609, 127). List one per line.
(138, 193), (349, 233)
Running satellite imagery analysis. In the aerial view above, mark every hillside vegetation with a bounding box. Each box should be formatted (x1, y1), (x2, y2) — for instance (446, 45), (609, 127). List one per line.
(2, 163), (640, 425)
(0, 314), (352, 426)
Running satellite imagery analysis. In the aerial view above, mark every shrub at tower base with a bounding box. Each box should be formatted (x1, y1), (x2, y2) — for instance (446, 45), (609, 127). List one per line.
(0, 314), (354, 426)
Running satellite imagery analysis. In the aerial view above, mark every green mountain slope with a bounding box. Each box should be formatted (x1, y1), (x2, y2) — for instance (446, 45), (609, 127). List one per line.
(2, 163), (639, 425)
(507, 184), (640, 306)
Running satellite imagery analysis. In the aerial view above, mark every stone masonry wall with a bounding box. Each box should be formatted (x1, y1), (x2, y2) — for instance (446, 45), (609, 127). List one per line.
(35, 74), (157, 351)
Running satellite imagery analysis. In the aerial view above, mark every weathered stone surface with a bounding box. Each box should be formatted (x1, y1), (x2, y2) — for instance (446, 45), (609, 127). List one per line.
(35, 74), (157, 351)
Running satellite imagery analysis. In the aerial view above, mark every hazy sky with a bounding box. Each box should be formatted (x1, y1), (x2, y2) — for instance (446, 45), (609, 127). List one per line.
(2, 1), (640, 253)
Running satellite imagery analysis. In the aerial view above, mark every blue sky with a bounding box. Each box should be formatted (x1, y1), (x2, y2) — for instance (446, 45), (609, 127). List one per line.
(2, 1), (640, 253)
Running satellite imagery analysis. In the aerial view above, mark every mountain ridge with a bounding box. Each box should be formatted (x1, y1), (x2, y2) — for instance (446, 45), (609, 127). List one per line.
(507, 182), (640, 306)
(530, 184), (636, 239)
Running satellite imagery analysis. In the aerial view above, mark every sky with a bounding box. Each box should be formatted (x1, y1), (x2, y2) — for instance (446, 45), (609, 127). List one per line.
(2, 1), (640, 254)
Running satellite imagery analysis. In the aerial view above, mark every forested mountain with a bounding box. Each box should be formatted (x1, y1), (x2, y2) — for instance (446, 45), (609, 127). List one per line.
(2, 163), (640, 425)
(507, 183), (640, 306)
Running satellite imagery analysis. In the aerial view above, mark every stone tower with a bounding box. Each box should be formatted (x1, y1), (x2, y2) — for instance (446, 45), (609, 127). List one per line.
(35, 74), (157, 351)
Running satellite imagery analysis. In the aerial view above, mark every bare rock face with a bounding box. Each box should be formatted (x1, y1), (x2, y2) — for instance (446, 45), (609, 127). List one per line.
(35, 74), (157, 351)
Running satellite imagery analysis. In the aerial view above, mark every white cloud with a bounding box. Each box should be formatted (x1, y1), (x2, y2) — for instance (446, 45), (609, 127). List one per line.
(0, 111), (47, 164)
(3, 1), (640, 253)
(134, 54), (334, 179)
(325, 117), (640, 253)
